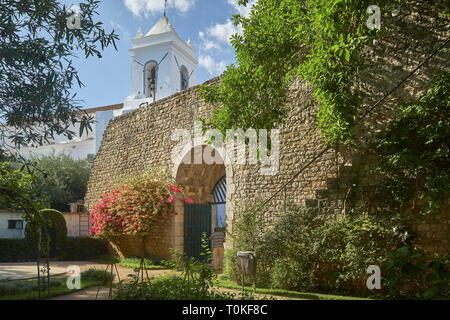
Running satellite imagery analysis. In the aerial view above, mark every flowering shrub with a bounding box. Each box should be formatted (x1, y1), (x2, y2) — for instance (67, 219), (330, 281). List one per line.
(89, 169), (193, 238)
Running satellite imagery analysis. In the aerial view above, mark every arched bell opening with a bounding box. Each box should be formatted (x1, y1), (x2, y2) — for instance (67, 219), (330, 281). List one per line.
(144, 61), (157, 98)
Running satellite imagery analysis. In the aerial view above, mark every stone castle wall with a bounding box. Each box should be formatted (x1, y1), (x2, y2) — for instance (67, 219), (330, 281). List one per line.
(85, 1), (449, 258)
(85, 77), (342, 258)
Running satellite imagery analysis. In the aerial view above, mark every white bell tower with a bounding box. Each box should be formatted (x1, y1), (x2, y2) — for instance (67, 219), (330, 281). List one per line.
(123, 13), (197, 112)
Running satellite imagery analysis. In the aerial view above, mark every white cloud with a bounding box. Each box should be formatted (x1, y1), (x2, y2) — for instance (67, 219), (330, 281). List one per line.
(227, 0), (257, 18)
(206, 19), (240, 44)
(201, 0), (256, 47)
(110, 21), (131, 40)
(124, 0), (196, 17)
(199, 55), (227, 75)
(199, 31), (220, 51)
(197, 0), (257, 76)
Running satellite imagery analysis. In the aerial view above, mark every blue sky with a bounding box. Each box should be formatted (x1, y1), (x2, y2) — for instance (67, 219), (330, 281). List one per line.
(62, 0), (254, 109)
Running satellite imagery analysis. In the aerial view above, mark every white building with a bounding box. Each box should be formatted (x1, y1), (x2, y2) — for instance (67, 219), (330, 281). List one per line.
(11, 15), (197, 161)
(0, 211), (27, 239)
(0, 202), (89, 239)
(17, 104), (123, 160)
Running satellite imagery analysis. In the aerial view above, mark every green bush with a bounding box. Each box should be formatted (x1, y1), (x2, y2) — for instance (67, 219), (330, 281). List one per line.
(115, 273), (236, 300)
(224, 202), (273, 288)
(373, 71), (450, 216)
(81, 268), (114, 284)
(115, 234), (238, 300)
(227, 204), (400, 296)
(383, 247), (449, 299)
(25, 209), (67, 241)
(0, 162), (49, 210)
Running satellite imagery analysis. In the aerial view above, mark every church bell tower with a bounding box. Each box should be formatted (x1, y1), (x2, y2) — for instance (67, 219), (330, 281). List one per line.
(123, 11), (197, 112)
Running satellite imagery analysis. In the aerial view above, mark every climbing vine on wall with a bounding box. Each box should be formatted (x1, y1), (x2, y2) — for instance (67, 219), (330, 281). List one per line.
(372, 71), (450, 216)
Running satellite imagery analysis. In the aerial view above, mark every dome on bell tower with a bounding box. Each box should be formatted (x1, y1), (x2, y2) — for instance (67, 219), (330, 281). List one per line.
(145, 16), (176, 37)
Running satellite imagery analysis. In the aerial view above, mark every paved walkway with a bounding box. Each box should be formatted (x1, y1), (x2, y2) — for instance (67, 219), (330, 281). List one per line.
(0, 262), (70, 281)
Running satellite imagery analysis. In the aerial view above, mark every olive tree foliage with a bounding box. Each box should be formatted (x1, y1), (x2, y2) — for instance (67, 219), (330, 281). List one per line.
(199, 0), (448, 144)
(0, 162), (47, 224)
(32, 153), (91, 212)
(0, 162), (48, 210)
(0, 0), (118, 160)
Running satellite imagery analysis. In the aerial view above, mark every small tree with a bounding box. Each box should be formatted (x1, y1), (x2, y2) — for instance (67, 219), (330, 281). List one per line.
(0, 162), (48, 210)
(32, 153), (92, 212)
(89, 169), (193, 240)
(0, 0), (119, 159)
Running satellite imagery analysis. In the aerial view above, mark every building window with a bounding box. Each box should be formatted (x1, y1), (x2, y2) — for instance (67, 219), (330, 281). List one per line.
(87, 154), (94, 163)
(8, 220), (24, 230)
(76, 204), (86, 213)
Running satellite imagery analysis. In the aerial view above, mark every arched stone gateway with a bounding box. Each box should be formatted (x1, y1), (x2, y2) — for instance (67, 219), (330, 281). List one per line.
(171, 145), (233, 258)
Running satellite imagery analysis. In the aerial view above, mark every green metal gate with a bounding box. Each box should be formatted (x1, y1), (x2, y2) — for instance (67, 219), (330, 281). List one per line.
(184, 204), (211, 260)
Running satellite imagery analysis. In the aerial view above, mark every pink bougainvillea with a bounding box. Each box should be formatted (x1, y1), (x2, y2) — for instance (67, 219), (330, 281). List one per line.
(89, 170), (193, 238)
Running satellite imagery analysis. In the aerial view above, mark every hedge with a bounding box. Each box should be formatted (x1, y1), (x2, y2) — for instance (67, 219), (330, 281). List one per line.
(0, 238), (37, 263)
(57, 237), (110, 261)
(0, 237), (109, 262)
(25, 208), (67, 240)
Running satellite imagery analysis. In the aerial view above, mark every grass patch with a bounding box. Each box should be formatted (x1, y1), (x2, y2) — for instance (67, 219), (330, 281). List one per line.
(90, 254), (120, 264)
(117, 257), (168, 271)
(0, 268), (114, 300)
(215, 278), (371, 300)
(91, 255), (168, 271)
(0, 278), (103, 300)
